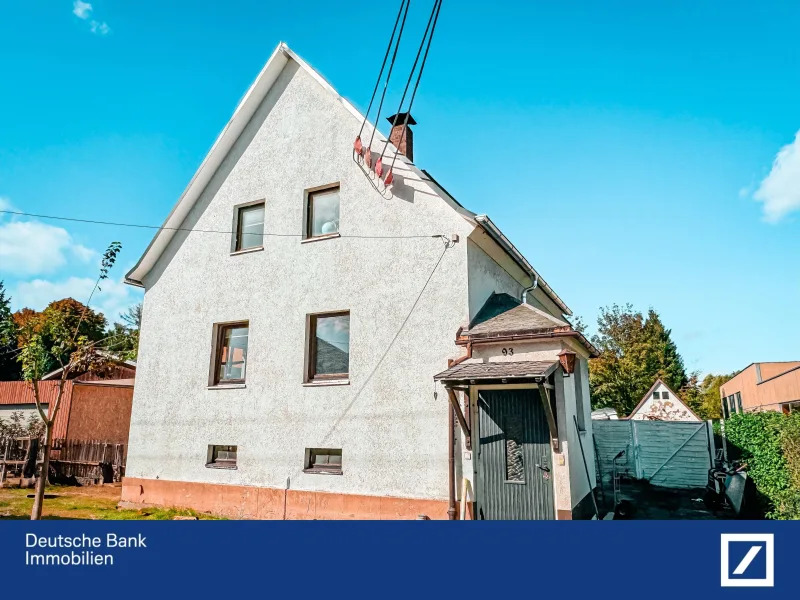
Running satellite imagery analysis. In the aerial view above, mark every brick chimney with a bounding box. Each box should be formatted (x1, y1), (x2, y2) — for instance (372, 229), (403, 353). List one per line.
(386, 112), (416, 162)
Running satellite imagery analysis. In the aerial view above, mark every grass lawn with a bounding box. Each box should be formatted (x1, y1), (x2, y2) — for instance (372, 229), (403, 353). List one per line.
(0, 483), (219, 520)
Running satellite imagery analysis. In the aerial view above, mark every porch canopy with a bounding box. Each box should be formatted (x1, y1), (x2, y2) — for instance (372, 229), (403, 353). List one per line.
(434, 360), (558, 385)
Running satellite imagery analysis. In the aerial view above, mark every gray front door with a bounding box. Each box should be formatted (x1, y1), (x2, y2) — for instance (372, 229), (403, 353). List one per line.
(477, 388), (555, 520)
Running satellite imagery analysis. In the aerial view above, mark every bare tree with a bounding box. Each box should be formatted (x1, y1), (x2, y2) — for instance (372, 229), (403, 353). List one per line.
(19, 242), (122, 520)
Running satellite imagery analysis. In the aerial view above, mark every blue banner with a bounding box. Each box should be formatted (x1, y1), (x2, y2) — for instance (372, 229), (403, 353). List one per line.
(0, 521), (793, 598)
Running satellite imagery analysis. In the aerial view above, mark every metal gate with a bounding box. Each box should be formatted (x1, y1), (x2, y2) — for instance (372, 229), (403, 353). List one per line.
(477, 388), (554, 520)
(593, 420), (714, 488)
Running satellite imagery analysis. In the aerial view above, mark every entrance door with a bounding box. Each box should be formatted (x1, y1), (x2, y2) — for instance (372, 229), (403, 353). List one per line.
(477, 388), (555, 520)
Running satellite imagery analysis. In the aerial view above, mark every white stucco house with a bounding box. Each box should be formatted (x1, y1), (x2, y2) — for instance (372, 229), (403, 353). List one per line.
(121, 42), (598, 520)
(626, 379), (700, 422)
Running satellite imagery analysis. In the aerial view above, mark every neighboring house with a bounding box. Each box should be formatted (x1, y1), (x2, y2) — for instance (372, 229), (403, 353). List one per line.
(0, 361), (136, 445)
(121, 42), (597, 520)
(625, 379), (700, 422)
(720, 362), (800, 416)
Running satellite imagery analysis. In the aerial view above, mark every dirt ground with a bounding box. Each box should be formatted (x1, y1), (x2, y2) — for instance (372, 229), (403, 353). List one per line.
(0, 480), (218, 520)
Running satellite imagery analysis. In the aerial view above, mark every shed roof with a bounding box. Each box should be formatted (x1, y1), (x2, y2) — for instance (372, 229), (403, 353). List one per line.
(434, 360), (558, 382)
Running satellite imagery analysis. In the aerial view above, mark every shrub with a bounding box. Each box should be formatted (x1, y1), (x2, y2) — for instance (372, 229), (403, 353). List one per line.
(724, 411), (800, 519)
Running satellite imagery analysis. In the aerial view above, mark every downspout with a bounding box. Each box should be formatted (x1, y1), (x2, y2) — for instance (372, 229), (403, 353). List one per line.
(448, 404), (457, 520)
(522, 274), (539, 305)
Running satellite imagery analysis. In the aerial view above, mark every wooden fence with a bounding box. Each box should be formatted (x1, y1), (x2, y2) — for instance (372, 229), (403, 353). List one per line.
(51, 439), (126, 484)
(0, 437), (126, 484)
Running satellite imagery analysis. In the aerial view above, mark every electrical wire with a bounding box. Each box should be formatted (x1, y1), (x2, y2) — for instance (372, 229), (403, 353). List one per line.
(356, 0), (411, 141)
(385, 0), (443, 174)
(366, 0), (412, 152)
(380, 0), (443, 164)
(0, 210), (447, 240)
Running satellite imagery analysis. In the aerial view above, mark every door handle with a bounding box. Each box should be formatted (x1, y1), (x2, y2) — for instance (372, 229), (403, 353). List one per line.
(536, 464), (550, 472)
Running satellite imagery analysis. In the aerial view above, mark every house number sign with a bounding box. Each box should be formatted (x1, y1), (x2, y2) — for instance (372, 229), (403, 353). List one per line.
(501, 348), (514, 356)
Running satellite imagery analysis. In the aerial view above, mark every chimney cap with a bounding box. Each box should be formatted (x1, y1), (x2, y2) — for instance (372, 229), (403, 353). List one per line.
(387, 112), (417, 126)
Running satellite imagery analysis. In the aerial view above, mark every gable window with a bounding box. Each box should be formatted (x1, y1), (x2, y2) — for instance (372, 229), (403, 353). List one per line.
(652, 391), (661, 400)
(306, 186), (340, 239)
(306, 311), (350, 382)
(235, 202), (265, 251)
(213, 323), (249, 384)
(661, 391), (670, 400)
(304, 448), (342, 474)
(207, 445), (237, 469)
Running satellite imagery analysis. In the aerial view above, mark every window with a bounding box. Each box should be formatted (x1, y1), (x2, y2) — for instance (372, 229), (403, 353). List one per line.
(307, 312), (350, 381)
(722, 395), (730, 419)
(207, 445), (237, 469)
(736, 392), (743, 414)
(504, 418), (524, 482)
(781, 401), (800, 414)
(213, 323), (249, 384)
(661, 391), (670, 400)
(728, 395), (737, 415)
(235, 203), (265, 251)
(304, 448), (342, 474)
(306, 186), (340, 239)
(652, 391), (661, 400)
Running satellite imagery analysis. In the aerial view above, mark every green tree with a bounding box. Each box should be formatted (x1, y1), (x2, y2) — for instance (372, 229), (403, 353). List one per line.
(0, 281), (20, 380)
(589, 304), (687, 416)
(18, 242), (121, 520)
(103, 303), (142, 361)
(14, 298), (106, 375)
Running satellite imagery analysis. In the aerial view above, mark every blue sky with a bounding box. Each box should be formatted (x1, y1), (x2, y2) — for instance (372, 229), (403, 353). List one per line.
(0, 1), (798, 375)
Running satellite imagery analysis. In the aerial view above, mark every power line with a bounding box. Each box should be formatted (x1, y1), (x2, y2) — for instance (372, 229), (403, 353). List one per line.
(0, 210), (447, 241)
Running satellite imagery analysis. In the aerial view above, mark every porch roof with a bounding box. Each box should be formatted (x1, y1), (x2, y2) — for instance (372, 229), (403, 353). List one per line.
(434, 360), (558, 383)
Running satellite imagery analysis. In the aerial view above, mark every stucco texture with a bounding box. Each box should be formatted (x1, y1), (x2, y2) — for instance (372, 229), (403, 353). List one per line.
(128, 61), (475, 502)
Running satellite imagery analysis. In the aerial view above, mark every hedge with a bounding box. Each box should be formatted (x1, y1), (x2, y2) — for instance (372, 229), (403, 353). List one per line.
(724, 411), (800, 519)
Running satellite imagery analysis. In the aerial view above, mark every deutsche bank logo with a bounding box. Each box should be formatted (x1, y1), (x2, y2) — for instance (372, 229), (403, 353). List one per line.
(720, 534), (774, 587)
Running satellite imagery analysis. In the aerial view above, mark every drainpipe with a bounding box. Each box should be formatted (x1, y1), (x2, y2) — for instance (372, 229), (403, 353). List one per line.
(448, 405), (457, 520)
(522, 274), (539, 305)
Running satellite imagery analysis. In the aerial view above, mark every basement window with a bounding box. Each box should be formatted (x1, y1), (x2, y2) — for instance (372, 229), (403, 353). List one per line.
(304, 448), (342, 475)
(306, 186), (340, 239)
(234, 202), (265, 251)
(207, 445), (237, 469)
(306, 312), (350, 382)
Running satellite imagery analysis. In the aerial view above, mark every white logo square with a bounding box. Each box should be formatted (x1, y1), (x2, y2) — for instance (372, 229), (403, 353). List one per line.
(720, 533), (774, 587)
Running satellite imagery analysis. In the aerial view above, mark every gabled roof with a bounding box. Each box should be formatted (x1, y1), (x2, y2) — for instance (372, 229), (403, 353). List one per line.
(467, 292), (568, 337)
(123, 42), (571, 317)
(41, 358), (137, 381)
(625, 378), (701, 421)
(461, 293), (598, 356)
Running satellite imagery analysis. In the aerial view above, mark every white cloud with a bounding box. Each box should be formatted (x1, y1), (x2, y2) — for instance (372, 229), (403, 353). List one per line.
(73, 1), (92, 19)
(12, 276), (142, 326)
(0, 197), (16, 212)
(90, 20), (110, 35)
(753, 130), (800, 223)
(0, 218), (96, 276)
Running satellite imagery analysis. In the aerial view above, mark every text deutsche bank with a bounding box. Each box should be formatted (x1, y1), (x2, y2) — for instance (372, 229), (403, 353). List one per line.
(24, 533), (147, 566)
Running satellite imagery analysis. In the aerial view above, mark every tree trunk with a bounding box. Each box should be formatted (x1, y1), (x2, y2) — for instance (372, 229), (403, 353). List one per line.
(30, 423), (53, 520)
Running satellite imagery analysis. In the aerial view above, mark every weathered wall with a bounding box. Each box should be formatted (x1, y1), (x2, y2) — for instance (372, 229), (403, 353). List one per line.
(0, 381), (73, 439)
(129, 60), (474, 503)
(66, 384), (134, 445)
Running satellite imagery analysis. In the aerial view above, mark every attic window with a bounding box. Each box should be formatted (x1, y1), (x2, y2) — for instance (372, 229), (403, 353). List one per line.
(306, 186), (340, 239)
(234, 202), (265, 251)
(652, 391), (660, 400)
(662, 391), (669, 400)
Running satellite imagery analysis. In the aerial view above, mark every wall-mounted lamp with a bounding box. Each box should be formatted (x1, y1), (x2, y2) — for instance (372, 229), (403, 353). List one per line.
(557, 350), (577, 377)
